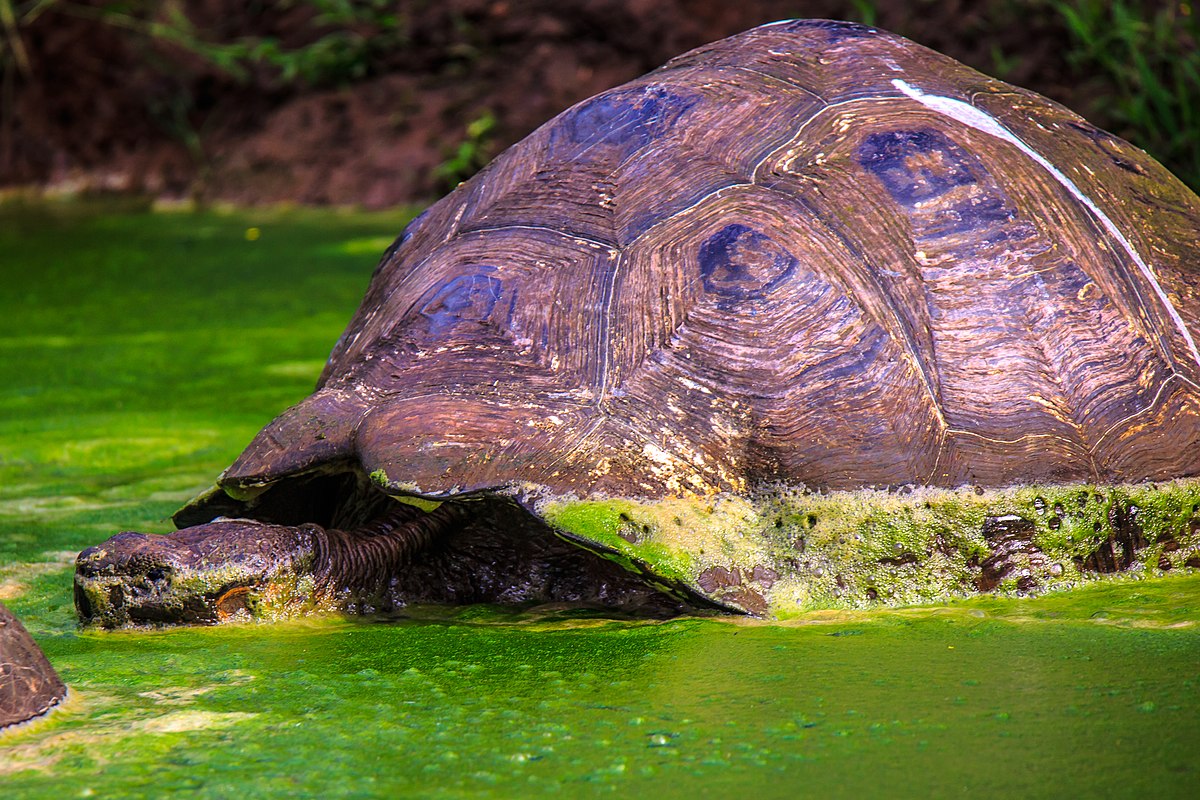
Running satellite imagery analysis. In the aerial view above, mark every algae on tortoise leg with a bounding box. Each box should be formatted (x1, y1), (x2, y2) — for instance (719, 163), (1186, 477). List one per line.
(538, 478), (1200, 617)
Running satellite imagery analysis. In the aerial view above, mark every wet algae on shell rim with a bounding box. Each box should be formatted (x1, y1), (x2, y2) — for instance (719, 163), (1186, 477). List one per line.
(541, 479), (1200, 615)
(1, 202), (1198, 796)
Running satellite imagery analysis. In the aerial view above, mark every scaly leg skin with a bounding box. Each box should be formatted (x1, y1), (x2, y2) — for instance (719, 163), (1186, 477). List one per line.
(74, 503), (464, 628)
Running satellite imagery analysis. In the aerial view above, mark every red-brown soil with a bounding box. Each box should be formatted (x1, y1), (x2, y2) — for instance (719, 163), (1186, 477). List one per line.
(0, 1), (1120, 207)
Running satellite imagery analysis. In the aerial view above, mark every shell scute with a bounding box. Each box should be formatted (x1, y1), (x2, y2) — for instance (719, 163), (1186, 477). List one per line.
(856, 128), (988, 209)
(328, 227), (617, 397)
(613, 66), (823, 182)
(226, 21), (1200, 501)
(417, 272), (505, 337)
(697, 223), (798, 305)
(549, 84), (698, 164)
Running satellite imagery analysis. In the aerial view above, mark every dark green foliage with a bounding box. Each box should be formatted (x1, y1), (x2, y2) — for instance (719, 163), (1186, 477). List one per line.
(1050, 0), (1200, 190)
(1, 0), (408, 88)
(433, 111), (498, 191)
(0, 1), (1197, 193)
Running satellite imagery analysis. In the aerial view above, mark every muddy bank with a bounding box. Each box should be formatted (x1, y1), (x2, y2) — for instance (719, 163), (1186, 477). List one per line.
(0, 1), (1184, 206)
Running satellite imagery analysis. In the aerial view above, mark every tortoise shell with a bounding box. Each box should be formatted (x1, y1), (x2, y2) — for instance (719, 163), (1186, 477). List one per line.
(215, 19), (1200, 506)
(0, 601), (66, 729)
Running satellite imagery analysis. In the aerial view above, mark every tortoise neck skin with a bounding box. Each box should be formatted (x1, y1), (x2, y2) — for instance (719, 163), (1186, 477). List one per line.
(310, 502), (470, 597)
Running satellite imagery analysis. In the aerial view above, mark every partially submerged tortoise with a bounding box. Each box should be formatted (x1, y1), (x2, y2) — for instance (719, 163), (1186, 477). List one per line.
(1, 601), (66, 729)
(75, 20), (1200, 627)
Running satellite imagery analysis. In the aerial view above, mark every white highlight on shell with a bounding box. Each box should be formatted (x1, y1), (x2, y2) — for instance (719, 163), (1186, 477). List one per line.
(893, 78), (1200, 372)
(642, 442), (676, 466)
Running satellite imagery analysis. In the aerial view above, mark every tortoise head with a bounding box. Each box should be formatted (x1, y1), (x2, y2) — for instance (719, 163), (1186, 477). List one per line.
(74, 520), (320, 627)
(74, 488), (703, 628)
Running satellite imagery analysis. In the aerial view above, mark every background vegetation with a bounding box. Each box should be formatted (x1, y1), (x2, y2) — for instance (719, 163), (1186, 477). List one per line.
(0, 0), (1196, 204)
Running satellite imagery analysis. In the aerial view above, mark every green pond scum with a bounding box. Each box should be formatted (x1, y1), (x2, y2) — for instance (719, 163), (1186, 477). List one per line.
(1, 200), (1198, 798)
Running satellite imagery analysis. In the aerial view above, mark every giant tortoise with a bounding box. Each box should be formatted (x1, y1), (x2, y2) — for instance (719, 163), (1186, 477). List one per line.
(75, 20), (1200, 627)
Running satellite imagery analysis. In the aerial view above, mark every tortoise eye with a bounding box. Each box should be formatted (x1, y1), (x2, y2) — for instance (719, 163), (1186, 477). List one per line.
(419, 273), (504, 335)
(698, 224), (797, 303)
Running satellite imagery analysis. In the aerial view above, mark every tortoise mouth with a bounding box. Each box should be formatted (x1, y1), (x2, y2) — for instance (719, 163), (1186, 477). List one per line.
(77, 469), (705, 628)
(74, 555), (264, 628)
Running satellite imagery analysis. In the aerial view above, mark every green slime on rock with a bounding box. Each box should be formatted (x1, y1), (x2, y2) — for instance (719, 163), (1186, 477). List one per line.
(1, 201), (1198, 798)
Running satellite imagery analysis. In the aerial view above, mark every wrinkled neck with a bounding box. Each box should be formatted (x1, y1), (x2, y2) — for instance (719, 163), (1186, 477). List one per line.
(312, 502), (470, 593)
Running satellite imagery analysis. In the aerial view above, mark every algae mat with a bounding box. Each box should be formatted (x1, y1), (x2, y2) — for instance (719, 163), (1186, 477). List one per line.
(2, 202), (1198, 798)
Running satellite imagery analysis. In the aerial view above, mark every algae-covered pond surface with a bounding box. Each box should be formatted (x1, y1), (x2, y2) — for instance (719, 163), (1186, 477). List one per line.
(2, 202), (1198, 797)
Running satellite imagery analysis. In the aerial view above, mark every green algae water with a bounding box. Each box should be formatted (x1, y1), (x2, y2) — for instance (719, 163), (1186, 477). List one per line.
(2, 201), (1198, 797)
